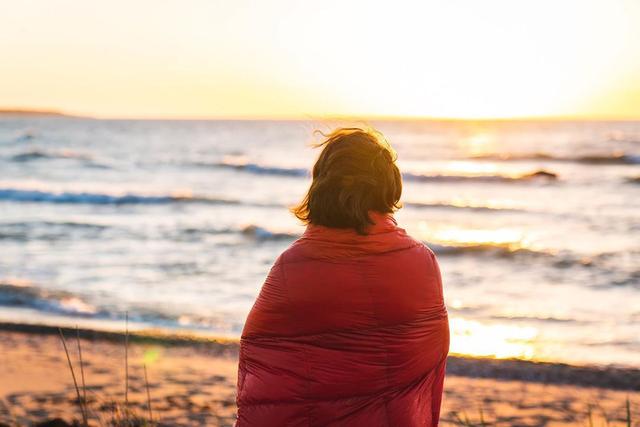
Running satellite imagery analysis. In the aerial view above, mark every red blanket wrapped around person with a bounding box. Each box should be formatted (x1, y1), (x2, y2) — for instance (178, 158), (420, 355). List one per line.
(237, 212), (449, 426)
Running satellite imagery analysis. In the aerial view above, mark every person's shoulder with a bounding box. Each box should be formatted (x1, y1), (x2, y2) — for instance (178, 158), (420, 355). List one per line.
(272, 237), (310, 266)
(395, 227), (436, 256)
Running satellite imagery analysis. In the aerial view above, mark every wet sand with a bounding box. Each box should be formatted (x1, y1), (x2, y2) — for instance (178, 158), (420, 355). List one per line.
(0, 323), (638, 426)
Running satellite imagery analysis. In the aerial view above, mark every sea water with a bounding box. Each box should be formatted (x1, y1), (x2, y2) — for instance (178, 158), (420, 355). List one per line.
(0, 118), (638, 366)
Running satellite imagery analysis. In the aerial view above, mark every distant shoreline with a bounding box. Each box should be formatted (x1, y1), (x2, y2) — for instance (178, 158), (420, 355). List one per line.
(1, 321), (638, 391)
(0, 109), (76, 117)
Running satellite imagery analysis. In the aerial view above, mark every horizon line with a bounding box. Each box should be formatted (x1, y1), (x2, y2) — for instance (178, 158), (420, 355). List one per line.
(2, 107), (640, 122)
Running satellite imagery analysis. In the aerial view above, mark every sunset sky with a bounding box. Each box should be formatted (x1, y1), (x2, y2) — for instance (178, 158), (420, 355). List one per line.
(2, 0), (640, 119)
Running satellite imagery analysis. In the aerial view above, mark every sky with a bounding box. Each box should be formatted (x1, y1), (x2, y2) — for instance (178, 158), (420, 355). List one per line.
(1, 0), (640, 119)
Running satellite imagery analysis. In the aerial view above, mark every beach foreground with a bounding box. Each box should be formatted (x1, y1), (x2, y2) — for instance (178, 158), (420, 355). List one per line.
(0, 324), (638, 427)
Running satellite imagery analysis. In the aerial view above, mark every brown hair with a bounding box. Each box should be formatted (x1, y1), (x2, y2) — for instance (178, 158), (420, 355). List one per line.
(291, 127), (402, 234)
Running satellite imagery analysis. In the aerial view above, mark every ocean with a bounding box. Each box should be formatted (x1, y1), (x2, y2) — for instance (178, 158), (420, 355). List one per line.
(0, 117), (638, 367)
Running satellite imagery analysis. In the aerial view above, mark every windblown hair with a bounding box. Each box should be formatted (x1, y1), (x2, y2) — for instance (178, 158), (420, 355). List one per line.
(292, 127), (402, 234)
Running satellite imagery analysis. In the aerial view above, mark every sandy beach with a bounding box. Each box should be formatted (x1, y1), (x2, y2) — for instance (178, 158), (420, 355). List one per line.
(0, 323), (638, 426)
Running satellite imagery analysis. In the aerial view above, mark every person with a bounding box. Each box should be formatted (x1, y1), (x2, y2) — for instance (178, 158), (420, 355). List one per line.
(236, 127), (449, 426)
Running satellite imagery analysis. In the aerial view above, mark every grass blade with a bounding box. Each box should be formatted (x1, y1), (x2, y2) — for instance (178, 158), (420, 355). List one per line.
(144, 363), (153, 424)
(58, 328), (88, 426)
(125, 311), (129, 421)
(76, 326), (88, 426)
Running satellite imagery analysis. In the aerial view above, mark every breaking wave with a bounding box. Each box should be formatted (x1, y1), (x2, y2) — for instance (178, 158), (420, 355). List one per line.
(470, 152), (640, 165)
(0, 188), (279, 207)
(403, 170), (558, 183)
(0, 279), (241, 332)
(0, 278), (246, 333)
(0, 279), (98, 317)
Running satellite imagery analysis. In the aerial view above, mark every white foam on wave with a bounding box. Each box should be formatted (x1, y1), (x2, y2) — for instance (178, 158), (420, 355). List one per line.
(0, 279), (98, 317)
(0, 187), (245, 205)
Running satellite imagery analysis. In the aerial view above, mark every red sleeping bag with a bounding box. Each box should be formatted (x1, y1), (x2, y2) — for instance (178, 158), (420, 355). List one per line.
(237, 212), (450, 426)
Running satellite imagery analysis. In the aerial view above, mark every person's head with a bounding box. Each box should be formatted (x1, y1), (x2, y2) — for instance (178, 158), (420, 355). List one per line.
(292, 127), (402, 234)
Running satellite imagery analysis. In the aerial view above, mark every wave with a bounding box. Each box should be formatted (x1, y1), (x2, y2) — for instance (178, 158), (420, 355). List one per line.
(6, 148), (115, 169)
(0, 279), (228, 330)
(608, 270), (640, 289)
(429, 242), (606, 266)
(0, 220), (110, 241)
(403, 169), (558, 183)
(0, 188), (276, 206)
(626, 176), (640, 184)
(0, 278), (245, 333)
(160, 223), (300, 243)
(9, 148), (92, 162)
(470, 152), (640, 165)
(573, 154), (640, 165)
(404, 201), (524, 213)
(6, 131), (37, 143)
(1, 220), (108, 228)
(428, 242), (550, 257)
(137, 223), (299, 243)
(241, 225), (299, 240)
(204, 160), (559, 183)
(171, 224), (297, 242)
(429, 243), (615, 273)
(0, 279), (98, 316)
(489, 314), (586, 324)
(194, 160), (309, 177)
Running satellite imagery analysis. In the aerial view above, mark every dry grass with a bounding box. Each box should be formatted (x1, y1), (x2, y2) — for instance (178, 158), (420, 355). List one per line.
(448, 397), (634, 426)
(56, 319), (156, 427)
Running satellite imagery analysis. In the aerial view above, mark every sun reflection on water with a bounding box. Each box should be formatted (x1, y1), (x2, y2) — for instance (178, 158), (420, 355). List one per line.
(418, 223), (535, 252)
(449, 317), (538, 359)
(444, 161), (499, 175)
(448, 196), (522, 211)
(459, 133), (496, 157)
